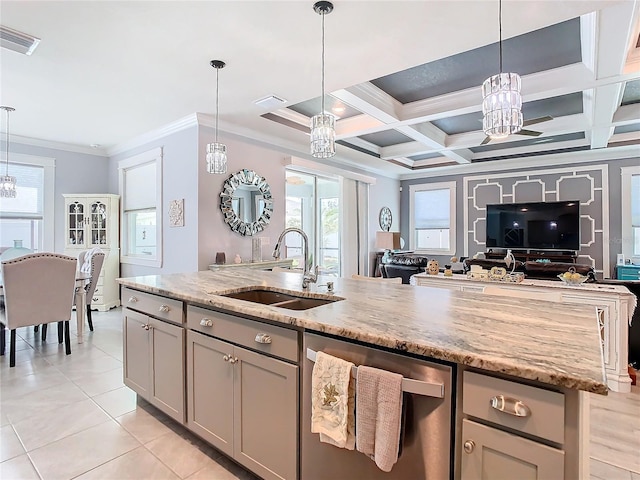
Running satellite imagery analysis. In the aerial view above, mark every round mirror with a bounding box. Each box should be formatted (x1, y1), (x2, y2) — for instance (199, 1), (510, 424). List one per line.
(220, 169), (273, 236)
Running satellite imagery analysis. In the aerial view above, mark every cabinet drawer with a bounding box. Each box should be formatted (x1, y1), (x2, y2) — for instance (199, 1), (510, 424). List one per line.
(463, 371), (565, 444)
(122, 287), (183, 325)
(187, 305), (298, 362)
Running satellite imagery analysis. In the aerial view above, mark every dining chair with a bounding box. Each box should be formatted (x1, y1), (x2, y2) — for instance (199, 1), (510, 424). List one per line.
(0, 253), (77, 367)
(351, 274), (403, 284)
(75, 249), (105, 332)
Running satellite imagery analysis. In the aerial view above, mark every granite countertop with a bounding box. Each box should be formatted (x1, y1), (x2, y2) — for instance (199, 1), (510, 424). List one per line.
(117, 269), (608, 394)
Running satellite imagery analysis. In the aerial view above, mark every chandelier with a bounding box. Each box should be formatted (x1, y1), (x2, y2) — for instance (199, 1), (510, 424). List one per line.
(206, 60), (228, 174)
(310, 1), (336, 159)
(0, 106), (17, 198)
(481, 0), (523, 139)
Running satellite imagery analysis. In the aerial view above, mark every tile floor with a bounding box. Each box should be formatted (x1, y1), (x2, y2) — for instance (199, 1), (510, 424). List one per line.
(0, 308), (258, 480)
(1, 307), (639, 479)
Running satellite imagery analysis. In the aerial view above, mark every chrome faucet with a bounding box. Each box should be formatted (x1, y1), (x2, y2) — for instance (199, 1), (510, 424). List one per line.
(273, 227), (318, 288)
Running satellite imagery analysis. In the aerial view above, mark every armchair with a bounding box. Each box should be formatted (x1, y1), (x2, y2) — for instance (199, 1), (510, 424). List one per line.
(1, 253), (77, 367)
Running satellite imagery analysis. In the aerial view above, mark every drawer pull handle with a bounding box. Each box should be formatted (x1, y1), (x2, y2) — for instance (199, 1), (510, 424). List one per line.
(229, 356), (238, 364)
(490, 395), (531, 417)
(159, 305), (170, 313)
(255, 333), (272, 344)
(128, 296), (138, 303)
(200, 318), (213, 327)
(463, 440), (475, 454)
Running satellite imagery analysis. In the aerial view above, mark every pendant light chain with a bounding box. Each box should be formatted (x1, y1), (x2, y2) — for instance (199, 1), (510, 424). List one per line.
(321, 10), (325, 115)
(215, 66), (220, 144)
(499, 0), (503, 74)
(4, 107), (9, 177)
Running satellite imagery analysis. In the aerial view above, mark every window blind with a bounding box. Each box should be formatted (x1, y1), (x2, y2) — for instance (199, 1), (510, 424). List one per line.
(414, 188), (450, 229)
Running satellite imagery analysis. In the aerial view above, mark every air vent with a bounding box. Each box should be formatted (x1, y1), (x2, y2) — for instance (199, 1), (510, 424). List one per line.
(254, 95), (287, 110)
(1, 25), (40, 55)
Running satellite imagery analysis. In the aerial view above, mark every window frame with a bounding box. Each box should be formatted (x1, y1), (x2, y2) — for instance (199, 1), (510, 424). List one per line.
(118, 147), (163, 267)
(621, 165), (640, 260)
(0, 153), (54, 252)
(409, 180), (457, 256)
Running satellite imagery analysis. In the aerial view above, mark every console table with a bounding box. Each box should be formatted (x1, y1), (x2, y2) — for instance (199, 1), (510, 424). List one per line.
(209, 259), (294, 271)
(411, 273), (636, 393)
(485, 251), (577, 263)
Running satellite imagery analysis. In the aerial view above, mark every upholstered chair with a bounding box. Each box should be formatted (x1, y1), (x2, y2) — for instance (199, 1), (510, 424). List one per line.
(0, 253), (77, 367)
(75, 250), (105, 332)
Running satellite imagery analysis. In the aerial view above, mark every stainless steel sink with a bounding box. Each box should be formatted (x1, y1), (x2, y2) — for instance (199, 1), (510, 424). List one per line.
(221, 288), (340, 310)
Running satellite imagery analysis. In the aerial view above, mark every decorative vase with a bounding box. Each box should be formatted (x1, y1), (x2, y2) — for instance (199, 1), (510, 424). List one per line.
(0, 239), (33, 262)
(215, 252), (226, 265)
(234, 254), (242, 264)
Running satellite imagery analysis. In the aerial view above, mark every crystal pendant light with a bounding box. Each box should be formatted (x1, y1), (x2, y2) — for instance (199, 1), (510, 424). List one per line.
(206, 60), (228, 174)
(481, 0), (523, 139)
(0, 106), (17, 198)
(310, 1), (336, 159)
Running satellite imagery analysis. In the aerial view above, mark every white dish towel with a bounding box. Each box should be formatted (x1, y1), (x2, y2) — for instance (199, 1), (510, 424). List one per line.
(355, 365), (404, 472)
(310, 351), (355, 449)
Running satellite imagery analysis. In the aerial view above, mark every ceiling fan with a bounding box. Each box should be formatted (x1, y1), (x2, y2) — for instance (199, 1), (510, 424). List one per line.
(480, 115), (553, 145)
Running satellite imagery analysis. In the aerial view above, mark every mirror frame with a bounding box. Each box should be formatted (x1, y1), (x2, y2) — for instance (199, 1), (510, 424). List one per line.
(220, 169), (273, 236)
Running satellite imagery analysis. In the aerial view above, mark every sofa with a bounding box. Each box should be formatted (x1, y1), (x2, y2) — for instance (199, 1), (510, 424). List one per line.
(380, 253), (430, 284)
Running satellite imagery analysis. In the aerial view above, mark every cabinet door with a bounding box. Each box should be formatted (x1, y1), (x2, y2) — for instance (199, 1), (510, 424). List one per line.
(460, 419), (564, 480)
(123, 309), (150, 397)
(149, 317), (185, 423)
(186, 331), (235, 456)
(234, 346), (298, 480)
(65, 199), (87, 248)
(88, 199), (110, 247)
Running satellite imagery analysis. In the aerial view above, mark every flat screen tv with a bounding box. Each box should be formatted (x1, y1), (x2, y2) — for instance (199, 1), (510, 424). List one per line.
(485, 201), (580, 251)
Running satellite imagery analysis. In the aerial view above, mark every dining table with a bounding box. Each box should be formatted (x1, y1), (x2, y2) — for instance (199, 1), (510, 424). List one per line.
(0, 271), (91, 344)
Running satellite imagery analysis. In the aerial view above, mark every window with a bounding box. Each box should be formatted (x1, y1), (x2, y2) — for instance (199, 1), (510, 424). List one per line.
(285, 170), (340, 276)
(409, 181), (456, 255)
(621, 165), (640, 259)
(119, 147), (162, 267)
(0, 155), (54, 253)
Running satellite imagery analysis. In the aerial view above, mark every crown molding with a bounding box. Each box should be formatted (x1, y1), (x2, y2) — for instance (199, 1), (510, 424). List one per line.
(7, 134), (108, 156)
(398, 143), (640, 181)
(107, 113), (199, 156)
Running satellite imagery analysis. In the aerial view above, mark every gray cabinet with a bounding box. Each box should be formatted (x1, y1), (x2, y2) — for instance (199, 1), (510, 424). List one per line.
(187, 314), (298, 480)
(122, 288), (185, 423)
(461, 419), (564, 480)
(460, 371), (567, 480)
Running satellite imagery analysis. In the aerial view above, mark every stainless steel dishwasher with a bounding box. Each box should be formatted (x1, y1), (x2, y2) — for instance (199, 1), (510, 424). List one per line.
(302, 332), (454, 480)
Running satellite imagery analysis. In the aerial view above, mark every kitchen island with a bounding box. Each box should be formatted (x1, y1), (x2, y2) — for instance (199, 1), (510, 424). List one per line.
(118, 269), (607, 480)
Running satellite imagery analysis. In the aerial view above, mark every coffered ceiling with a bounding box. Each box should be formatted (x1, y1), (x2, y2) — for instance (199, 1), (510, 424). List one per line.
(1, 1), (638, 179)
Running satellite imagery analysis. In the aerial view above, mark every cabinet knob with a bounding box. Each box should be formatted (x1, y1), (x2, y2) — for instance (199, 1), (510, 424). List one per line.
(223, 355), (229, 362)
(490, 395), (531, 417)
(463, 440), (475, 454)
(229, 356), (238, 364)
(140, 324), (150, 331)
(128, 296), (138, 303)
(200, 318), (213, 327)
(159, 304), (170, 313)
(254, 333), (272, 344)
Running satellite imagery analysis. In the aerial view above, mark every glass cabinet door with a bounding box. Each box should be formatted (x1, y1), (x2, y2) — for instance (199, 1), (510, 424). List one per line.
(89, 201), (108, 246)
(68, 201), (85, 246)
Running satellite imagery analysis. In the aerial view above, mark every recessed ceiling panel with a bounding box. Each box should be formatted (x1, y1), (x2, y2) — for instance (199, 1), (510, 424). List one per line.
(431, 92), (584, 135)
(408, 152), (442, 161)
(621, 79), (640, 105)
(614, 123), (640, 134)
(359, 130), (413, 147)
(470, 131), (585, 153)
(336, 140), (380, 158)
(371, 18), (581, 103)
(288, 95), (361, 120)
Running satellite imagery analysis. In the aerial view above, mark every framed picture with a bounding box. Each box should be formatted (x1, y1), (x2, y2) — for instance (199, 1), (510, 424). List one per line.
(617, 254), (625, 266)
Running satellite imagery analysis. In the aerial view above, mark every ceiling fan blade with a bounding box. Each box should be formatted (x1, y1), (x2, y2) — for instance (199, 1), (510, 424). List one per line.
(480, 135), (492, 145)
(516, 129), (543, 137)
(523, 115), (553, 127)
